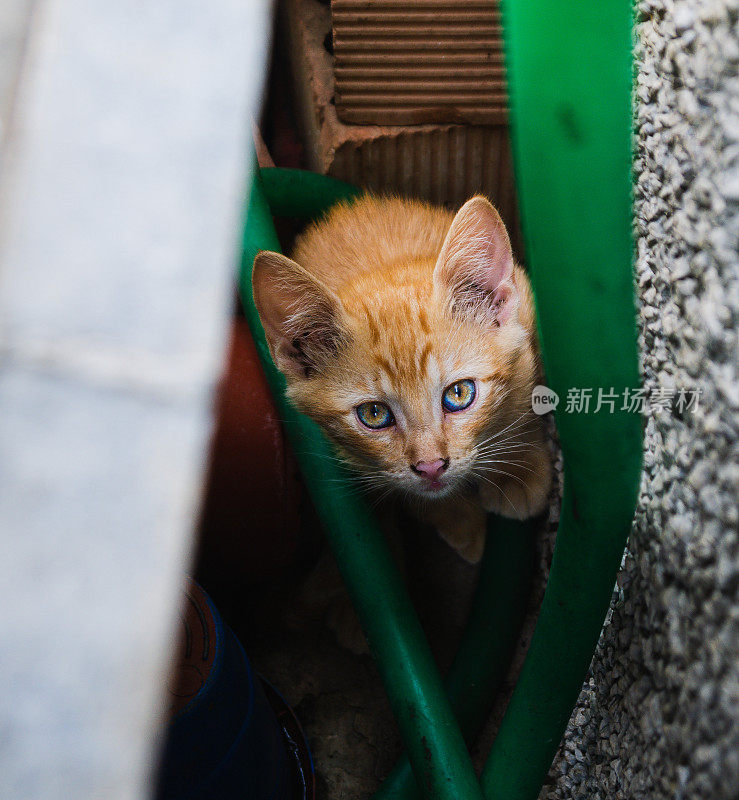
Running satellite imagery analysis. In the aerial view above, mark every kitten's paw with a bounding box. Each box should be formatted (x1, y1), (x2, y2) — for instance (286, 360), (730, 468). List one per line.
(326, 598), (369, 656)
(433, 502), (487, 564)
(479, 446), (552, 520)
(451, 527), (486, 563)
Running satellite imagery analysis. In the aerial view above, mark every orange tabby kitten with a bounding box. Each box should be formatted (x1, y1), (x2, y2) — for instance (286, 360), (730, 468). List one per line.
(252, 195), (551, 563)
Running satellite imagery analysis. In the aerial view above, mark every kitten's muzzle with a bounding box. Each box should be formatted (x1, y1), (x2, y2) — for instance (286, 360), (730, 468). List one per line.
(410, 458), (450, 485)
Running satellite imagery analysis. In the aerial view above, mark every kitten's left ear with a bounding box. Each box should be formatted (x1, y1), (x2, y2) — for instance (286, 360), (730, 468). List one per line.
(252, 250), (345, 379)
(434, 196), (517, 326)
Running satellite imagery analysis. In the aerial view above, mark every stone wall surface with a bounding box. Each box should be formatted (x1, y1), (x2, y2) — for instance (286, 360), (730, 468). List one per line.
(542, 1), (738, 798)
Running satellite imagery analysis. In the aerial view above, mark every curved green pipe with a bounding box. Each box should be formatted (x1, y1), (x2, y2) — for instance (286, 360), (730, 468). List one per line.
(240, 166), (485, 800)
(260, 166), (360, 218)
(373, 515), (537, 800)
(479, 3), (642, 798)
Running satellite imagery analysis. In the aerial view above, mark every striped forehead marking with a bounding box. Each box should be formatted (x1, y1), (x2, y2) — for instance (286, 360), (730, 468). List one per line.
(371, 338), (440, 396)
(418, 342), (432, 377)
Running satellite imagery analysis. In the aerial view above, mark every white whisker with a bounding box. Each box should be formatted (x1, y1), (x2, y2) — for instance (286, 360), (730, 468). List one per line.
(476, 443), (535, 456)
(477, 411), (534, 443)
(476, 466), (528, 487)
(476, 423), (539, 450)
(476, 460), (533, 473)
(474, 472), (518, 514)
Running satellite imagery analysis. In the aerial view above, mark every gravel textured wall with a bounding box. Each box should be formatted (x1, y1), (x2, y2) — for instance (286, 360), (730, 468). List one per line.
(542, 1), (738, 798)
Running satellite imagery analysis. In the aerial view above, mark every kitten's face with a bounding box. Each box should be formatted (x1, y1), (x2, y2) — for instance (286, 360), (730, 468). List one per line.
(286, 277), (535, 500)
(253, 195), (539, 501)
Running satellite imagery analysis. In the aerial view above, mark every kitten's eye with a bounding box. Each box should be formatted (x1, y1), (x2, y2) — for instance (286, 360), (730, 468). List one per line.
(356, 401), (395, 429)
(442, 379), (476, 412)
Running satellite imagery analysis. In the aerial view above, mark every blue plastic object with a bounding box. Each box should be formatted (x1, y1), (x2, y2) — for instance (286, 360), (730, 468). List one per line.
(156, 582), (295, 800)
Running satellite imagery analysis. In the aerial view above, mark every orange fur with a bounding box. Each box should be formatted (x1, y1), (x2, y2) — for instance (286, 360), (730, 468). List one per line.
(253, 194), (552, 562)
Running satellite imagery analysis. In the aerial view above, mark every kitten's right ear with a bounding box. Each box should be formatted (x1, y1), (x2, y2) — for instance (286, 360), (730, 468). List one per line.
(252, 251), (345, 379)
(434, 196), (517, 326)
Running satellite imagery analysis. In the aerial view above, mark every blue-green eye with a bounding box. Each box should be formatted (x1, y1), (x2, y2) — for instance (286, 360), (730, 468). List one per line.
(442, 379), (476, 412)
(356, 401), (395, 429)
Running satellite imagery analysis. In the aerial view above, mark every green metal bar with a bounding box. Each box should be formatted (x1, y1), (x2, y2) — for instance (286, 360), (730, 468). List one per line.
(480, 3), (642, 799)
(240, 166), (485, 800)
(374, 515), (537, 800)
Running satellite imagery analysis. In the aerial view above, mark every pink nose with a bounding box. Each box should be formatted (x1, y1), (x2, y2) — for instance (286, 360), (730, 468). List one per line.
(411, 458), (449, 481)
